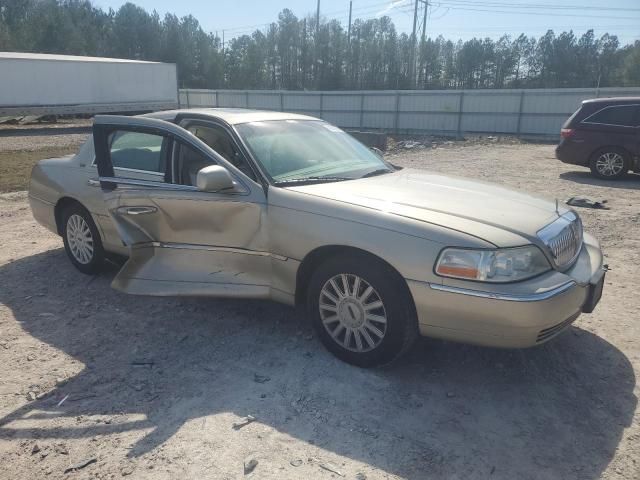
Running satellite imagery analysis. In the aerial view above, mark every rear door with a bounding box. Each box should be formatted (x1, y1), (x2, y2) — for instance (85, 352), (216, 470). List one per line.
(93, 115), (272, 298)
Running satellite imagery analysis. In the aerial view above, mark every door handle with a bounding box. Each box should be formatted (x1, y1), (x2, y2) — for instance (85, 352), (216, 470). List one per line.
(87, 179), (100, 187)
(117, 206), (158, 216)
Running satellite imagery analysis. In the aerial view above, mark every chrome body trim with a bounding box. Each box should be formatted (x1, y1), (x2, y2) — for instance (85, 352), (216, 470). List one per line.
(429, 280), (576, 302)
(114, 166), (165, 177)
(99, 176), (199, 192)
(132, 241), (289, 261)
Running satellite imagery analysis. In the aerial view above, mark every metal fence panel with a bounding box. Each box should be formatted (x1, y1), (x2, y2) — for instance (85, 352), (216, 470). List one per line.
(323, 111), (361, 127)
(461, 113), (518, 133)
(178, 87), (640, 137)
(400, 92), (460, 113)
(248, 92), (281, 110)
(323, 94), (361, 111)
(399, 113), (458, 132)
(463, 92), (520, 113)
(363, 94), (397, 111)
(283, 93), (321, 110)
(363, 112), (395, 129)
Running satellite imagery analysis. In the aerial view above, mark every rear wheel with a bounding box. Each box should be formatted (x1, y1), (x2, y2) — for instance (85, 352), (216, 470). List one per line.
(307, 254), (418, 367)
(61, 203), (105, 274)
(589, 148), (629, 180)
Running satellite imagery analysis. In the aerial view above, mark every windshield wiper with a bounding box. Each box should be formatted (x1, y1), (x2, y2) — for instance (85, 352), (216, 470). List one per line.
(275, 176), (352, 186)
(361, 168), (394, 178)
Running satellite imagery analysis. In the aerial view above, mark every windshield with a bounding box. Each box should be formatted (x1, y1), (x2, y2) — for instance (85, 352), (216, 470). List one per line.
(235, 120), (391, 184)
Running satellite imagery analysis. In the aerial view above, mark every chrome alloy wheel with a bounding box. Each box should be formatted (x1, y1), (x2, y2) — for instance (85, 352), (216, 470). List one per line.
(319, 274), (388, 353)
(595, 152), (625, 177)
(66, 214), (94, 264)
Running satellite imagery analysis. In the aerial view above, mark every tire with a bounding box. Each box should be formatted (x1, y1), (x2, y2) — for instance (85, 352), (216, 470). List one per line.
(589, 148), (629, 180)
(306, 253), (418, 367)
(61, 203), (105, 274)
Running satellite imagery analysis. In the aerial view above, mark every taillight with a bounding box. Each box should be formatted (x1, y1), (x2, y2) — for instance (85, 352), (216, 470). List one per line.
(561, 128), (575, 139)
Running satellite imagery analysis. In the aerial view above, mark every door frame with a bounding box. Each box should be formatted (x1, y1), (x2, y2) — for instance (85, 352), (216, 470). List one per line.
(93, 115), (256, 196)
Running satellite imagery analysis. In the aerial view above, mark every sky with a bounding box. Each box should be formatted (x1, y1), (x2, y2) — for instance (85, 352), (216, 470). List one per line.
(92, 0), (640, 45)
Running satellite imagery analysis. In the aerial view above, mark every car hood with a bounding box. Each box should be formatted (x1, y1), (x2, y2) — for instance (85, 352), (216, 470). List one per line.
(286, 168), (566, 247)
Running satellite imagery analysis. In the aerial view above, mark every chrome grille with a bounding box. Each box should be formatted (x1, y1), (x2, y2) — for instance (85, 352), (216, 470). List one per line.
(537, 211), (583, 269)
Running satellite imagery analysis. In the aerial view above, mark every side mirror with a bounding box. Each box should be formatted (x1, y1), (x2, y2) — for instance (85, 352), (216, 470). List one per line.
(371, 147), (384, 158)
(196, 165), (236, 192)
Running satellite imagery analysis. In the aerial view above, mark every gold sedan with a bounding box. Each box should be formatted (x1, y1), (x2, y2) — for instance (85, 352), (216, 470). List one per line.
(29, 109), (605, 367)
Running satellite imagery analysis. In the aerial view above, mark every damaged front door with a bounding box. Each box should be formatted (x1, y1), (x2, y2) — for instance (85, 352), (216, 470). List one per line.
(93, 115), (271, 298)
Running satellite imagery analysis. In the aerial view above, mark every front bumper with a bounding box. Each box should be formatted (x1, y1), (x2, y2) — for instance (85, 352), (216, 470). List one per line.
(408, 232), (605, 348)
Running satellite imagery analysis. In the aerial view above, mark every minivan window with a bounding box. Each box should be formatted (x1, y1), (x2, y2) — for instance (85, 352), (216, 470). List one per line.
(582, 105), (638, 127)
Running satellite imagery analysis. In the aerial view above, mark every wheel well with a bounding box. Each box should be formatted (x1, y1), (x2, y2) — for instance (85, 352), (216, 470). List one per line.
(294, 245), (415, 312)
(590, 145), (632, 162)
(54, 197), (83, 235)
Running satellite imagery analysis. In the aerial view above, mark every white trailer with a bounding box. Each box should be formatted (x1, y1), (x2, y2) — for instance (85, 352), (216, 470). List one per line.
(0, 52), (179, 117)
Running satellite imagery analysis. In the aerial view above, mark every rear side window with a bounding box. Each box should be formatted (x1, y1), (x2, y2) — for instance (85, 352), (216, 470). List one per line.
(582, 105), (638, 127)
(109, 131), (166, 173)
(562, 108), (581, 128)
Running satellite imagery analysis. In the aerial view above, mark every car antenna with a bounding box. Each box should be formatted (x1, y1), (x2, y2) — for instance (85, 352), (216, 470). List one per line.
(555, 198), (559, 215)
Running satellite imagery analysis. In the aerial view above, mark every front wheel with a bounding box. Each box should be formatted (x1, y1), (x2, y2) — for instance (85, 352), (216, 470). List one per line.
(62, 204), (105, 274)
(307, 254), (418, 367)
(589, 148), (629, 180)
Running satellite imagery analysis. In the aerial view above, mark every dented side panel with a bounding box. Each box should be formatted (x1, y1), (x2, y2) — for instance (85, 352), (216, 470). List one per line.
(105, 186), (272, 297)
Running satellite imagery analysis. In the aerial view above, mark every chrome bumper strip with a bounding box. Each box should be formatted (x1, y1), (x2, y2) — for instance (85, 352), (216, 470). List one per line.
(429, 280), (576, 302)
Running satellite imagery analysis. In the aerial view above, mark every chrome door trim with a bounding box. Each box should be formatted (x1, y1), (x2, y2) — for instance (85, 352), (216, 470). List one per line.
(429, 281), (576, 302)
(99, 176), (198, 191)
(130, 241), (289, 261)
(114, 166), (166, 177)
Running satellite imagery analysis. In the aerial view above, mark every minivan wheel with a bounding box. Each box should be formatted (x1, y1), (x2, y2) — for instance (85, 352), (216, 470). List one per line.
(62, 203), (105, 274)
(589, 148), (629, 180)
(307, 254), (418, 367)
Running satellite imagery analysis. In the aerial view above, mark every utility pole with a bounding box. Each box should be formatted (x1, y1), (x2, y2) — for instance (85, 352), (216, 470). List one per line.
(222, 30), (226, 86)
(347, 1), (353, 45)
(421, 0), (428, 45)
(315, 0), (321, 88)
(410, 0), (419, 88)
(420, 0), (428, 89)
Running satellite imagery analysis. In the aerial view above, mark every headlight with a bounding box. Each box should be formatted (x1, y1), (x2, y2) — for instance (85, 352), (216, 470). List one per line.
(435, 246), (551, 283)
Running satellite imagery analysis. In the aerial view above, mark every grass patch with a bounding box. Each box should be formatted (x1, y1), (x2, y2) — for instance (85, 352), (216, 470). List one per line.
(0, 147), (77, 193)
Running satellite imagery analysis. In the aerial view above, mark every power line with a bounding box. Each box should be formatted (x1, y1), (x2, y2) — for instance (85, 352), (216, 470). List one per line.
(392, 2), (638, 20)
(218, 0), (640, 42)
(436, 0), (640, 12)
(431, 4), (639, 20)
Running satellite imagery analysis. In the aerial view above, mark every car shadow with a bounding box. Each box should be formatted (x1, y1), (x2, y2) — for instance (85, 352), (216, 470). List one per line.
(560, 171), (640, 190)
(0, 250), (636, 479)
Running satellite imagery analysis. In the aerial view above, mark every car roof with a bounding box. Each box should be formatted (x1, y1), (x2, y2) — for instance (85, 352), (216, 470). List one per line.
(582, 97), (640, 106)
(142, 108), (319, 125)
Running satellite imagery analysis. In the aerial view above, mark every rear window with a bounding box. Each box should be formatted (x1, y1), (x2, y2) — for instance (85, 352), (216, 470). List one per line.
(562, 108), (581, 128)
(582, 105), (638, 127)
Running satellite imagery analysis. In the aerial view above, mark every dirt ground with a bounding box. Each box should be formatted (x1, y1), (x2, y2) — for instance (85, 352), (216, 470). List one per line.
(0, 137), (638, 480)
